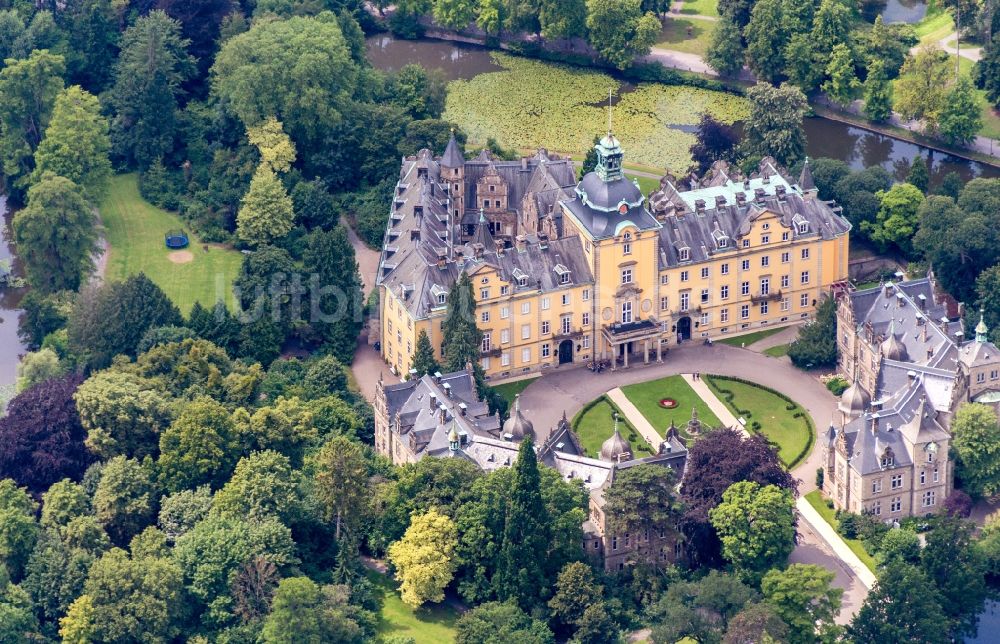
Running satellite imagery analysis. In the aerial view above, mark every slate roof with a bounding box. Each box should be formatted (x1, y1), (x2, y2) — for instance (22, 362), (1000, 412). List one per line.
(562, 172), (661, 239)
(378, 148), (589, 320)
(462, 149), (575, 213)
(651, 160), (851, 270)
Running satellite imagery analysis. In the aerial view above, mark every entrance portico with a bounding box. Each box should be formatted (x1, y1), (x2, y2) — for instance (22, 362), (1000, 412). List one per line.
(601, 319), (664, 368)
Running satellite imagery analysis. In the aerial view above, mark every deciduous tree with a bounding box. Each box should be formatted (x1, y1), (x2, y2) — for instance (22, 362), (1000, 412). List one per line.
(974, 38), (1000, 108)
(12, 175), (97, 294)
(0, 481), (40, 581)
(92, 456), (158, 546)
(603, 464), (676, 563)
(863, 59), (894, 122)
(388, 509), (458, 607)
(921, 516), (987, 636)
(822, 43), (859, 107)
(158, 397), (241, 493)
(709, 481), (795, 582)
(950, 403), (1000, 497)
(761, 564), (842, 644)
(455, 601), (555, 644)
(75, 370), (174, 460)
(848, 561), (949, 644)
(237, 164), (295, 246)
(742, 82), (808, 167)
(894, 45), (951, 132)
(648, 570), (757, 643)
(213, 450), (301, 523)
(585, 0), (660, 69)
(31, 86), (111, 204)
(261, 577), (369, 643)
(863, 182), (925, 256)
(706, 15), (744, 77)
(939, 75), (983, 145)
(743, 0), (788, 82)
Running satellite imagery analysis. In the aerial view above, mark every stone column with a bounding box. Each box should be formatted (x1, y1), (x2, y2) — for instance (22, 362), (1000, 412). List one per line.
(644, 339), (650, 364)
(623, 345), (629, 369)
(656, 339), (663, 362)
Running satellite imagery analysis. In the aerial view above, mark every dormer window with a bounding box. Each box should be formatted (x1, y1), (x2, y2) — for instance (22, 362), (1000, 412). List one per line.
(554, 264), (571, 284)
(679, 248), (690, 261)
(793, 214), (809, 234)
(560, 272), (570, 284)
(437, 293), (446, 305)
(518, 276), (527, 287)
(798, 222), (809, 233)
(512, 267), (528, 287)
(718, 237), (727, 247)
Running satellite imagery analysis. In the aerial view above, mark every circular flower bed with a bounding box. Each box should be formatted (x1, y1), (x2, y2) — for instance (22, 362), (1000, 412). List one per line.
(658, 398), (678, 409)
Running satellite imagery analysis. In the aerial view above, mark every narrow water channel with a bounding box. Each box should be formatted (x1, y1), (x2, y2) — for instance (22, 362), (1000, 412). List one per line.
(0, 196), (28, 398)
(366, 34), (998, 187)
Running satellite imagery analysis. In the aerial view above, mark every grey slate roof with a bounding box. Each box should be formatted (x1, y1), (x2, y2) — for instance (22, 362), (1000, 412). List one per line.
(562, 173), (661, 239)
(441, 132), (465, 168)
(463, 149), (575, 212)
(652, 164), (851, 270)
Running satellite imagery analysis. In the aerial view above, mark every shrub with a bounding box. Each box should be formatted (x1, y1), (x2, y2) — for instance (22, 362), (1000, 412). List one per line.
(838, 513), (859, 539)
(816, 468), (824, 488)
(825, 376), (850, 396)
(944, 490), (973, 518)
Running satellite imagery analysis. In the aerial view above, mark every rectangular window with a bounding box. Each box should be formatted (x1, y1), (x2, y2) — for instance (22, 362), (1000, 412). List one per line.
(721, 263), (730, 275)
(872, 501), (882, 516)
(801, 248), (810, 259)
(622, 301), (633, 324)
(741, 259), (750, 271)
(742, 239), (750, 248)
(759, 301), (768, 315)
(701, 289), (709, 303)
(782, 231), (789, 241)
(760, 278), (770, 296)
(740, 304), (750, 319)
(800, 271), (810, 284)
(701, 267), (709, 279)
(481, 288), (489, 299)
(623, 242), (631, 255)
(741, 281), (750, 296)
(481, 311), (490, 323)
(541, 343), (550, 358)
(501, 285), (510, 296)
(978, 372), (986, 383)
(920, 470), (926, 485)
(660, 274), (669, 285)
(923, 491), (936, 507)
(872, 479), (882, 493)
(721, 285), (729, 299)
(621, 268), (633, 284)
(562, 293), (570, 306)
(562, 315), (572, 334)
(501, 306), (510, 319)
(481, 356), (490, 370)
(522, 348), (531, 363)
(681, 270), (689, 282)
(680, 292), (690, 312)
(521, 324), (530, 340)
(583, 289), (591, 301)
(992, 370), (999, 380)
(781, 297), (790, 311)
(701, 312), (710, 326)
(891, 474), (903, 489)
(660, 296), (669, 311)
(781, 252), (790, 263)
(541, 320), (550, 335)
(583, 336), (591, 349)
(933, 466), (939, 482)
(761, 234), (770, 244)
(761, 255), (769, 267)
(582, 312), (590, 326)
(801, 293), (810, 307)
(521, 302), (530, 315)
(541, 297), (550, 310)
(781, 275), (790, 288)
(481, 333), (491, 352)
(501, 352), (510, 366)
(891, 497), (901, 513)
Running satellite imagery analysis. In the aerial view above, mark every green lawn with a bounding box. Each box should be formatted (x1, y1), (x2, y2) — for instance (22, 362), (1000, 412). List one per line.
(716, 326), (786, 348)
(656, 17), (716, 56)
(100, 174), (242, 314)
(914, 5), (952, 43)
(572, 397), (653, 457)
(705, 376), (812, 468)
(763, 344), (789, 358)
(367, 570), (459, 643)
(679, 0), (719, 17)
(620, 375), (721, 439)
(627, 173), (661, 195)
(805, 491), (878, 574)
(493, 377), (538, 406)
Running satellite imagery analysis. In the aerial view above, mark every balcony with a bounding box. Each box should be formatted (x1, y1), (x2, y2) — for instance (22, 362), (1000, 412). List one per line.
(751, 290), (782, 304)
(480, 347), (502, 358)
(553, 327), (584, 342)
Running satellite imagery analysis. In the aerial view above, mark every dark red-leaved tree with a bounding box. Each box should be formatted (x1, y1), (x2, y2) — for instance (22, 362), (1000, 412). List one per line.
(679, 428), (796, 566)
(0, 374), (91, 493)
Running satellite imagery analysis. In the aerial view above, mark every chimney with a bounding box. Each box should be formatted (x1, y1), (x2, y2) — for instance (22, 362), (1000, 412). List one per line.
(883, 282), (894, 297)
(443, 382), (452, 397)
(735, 191), (747, 205)
(521, 157), (528, 170)
(538, 233), (549, 250)
(694, 198), (706, 213)
(896, 292), (904, 308)
(715, 195), (727, 207)
(439, 403), (448, 424)
(918, 293), (927, 310)
(515, 235), (527, 252)
(429, 393), (437, 410)
(436, 249), (447, 269)
(458, 402), (467, 416)
(871, 415), (878, 434)
(495, 239), (505, 257)
(434, 371), (443, 383)
(907, 370), (916, 382)
(743, 179), (750, 191)
(775, 185), (786, 199)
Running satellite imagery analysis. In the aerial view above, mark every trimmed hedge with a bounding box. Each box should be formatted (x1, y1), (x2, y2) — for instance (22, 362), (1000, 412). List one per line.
(704, 374), (815, 470)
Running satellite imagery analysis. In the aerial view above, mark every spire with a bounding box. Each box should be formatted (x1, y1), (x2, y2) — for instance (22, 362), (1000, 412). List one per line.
(471, 207), (494, 249)
(799, 156), (816, 192)
(441, 129), (465, 168)
(607, 88), (613, 137)
(448, 424), (460, 452)
(594, 90), (624, 183)
(976, 308), (988, 343)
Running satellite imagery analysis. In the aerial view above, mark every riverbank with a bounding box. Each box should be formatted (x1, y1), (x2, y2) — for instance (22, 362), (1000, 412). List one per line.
(370, 23), (1000, 168)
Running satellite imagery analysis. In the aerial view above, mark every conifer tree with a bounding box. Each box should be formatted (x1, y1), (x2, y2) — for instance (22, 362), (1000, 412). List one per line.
(442, 273), (482, 373)
(906, 156), (929, 193)
(863, 59), (893, 123)
(496, 438), (551, 610)
(411, 329), (440, 378)
(706, 15), (744, 78)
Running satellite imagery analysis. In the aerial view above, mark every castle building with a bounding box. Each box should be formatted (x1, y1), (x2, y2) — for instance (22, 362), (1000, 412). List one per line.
(826, 277), (1000, 517)
(376, 129), (852, 379)
(373, 368), (689, 571)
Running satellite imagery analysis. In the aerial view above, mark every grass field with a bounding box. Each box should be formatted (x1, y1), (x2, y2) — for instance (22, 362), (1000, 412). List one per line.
(627, 173), (661, 195)
(763, 344), (790, 358)
(100, 174), (242, 314)
(679, 0), (719, 17)
(716, 326), (786, 348)
(572, 396), (652, 457)
(805, 490), (878, 573)
(368, 570), (459, 643)
(621, 375), (721, 438)
(705, 376), (812, 468)
(656, 17), (716, 56)
(493, 377), (538, 405)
